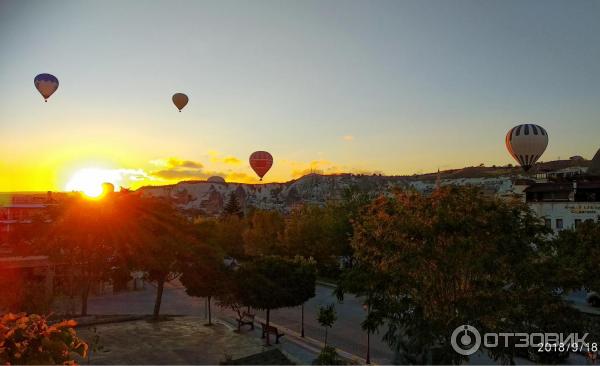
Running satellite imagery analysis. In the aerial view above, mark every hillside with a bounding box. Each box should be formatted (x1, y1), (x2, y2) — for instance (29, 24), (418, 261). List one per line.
(138, 157), (595, 216)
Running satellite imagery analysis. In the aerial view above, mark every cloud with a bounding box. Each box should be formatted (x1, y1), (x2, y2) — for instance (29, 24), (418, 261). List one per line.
(149, 156), (252, 182)
(342, 135), (354, 141)
(151, 169), (208, 180)
(208, 151), (242, 165)
(149, 157), (208, 180)
(173, 159), (204, 169)
(223, 156), (241, 165)
(151, 158), (203, 169)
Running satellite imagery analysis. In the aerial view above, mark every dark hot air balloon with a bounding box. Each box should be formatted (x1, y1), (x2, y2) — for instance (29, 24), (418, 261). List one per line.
(505, 123), (549, 171)
(172, 93), (189, 112)
(249, 151), (273, 181)
(34, 73), (59, 102)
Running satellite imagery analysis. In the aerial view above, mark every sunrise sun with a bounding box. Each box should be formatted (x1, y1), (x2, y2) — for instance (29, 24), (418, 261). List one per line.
(65, 168), (117, 198)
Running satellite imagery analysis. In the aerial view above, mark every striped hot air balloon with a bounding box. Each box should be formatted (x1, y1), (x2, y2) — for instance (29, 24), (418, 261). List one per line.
(505, 123), (549, 171)
(34, 73), (59, 102)
(249, 151), (273, 181)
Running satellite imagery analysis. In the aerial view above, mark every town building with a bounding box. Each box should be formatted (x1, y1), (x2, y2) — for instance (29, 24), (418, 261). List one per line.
(524, 149), (600, 232)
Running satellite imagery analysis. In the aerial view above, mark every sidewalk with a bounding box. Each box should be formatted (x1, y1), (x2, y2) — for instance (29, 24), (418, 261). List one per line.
(76, 316), (267, 364)
(86, 281), (376, 364)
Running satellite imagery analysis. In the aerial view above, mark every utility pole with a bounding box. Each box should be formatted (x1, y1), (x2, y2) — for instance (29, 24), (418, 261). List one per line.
(301, 303), (305, 337)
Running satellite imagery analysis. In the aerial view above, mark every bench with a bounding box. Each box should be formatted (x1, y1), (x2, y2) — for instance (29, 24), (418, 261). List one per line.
(236, 312), (255, 330)
(260, 322), (285, 344)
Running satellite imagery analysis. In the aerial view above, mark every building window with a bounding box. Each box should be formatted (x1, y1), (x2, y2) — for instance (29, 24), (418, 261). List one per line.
(556, 219), (563, 230)
(574, 219), (581, 228)
(544, 219), (552, 229)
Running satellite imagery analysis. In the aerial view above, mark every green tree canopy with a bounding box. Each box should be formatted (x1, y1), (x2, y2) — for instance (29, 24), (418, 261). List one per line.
(348, 186), (586, 364)
(180, 248), (225, 325)
(243, 210), (285, 257)
(223, 192), (243, 218)
(551, 219), (600, 293)
(235, 256), (316, 345)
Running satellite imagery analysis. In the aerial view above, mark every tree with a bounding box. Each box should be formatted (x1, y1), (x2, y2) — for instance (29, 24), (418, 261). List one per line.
(132, 197), (200, 320)
(0, 313), (87, 364)
(196, 216), (247, 259)
(551, 219), (600, 294)
(284, 205), (330, 262)
(180, 250), (224, 325)
(335, 264), (389, 364)
(42, 195), (123, 316)
(243, 210), (285, 257)
(314, 303), (343, 365)
(349, 186), (582, 364)
(217, 216), (247, 259)
(317, 303), (337, 347)
(284, 190), (370, 277)
(215, 269), (247, 330)
(0, 267), (54, 314)
(290, 256), (317, 338)
(235, 256), (316, 345)
(223, 192), (242, 218)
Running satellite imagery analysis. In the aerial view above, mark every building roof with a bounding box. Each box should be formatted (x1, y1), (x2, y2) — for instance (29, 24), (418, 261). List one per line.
(525, 184), (572, 193)
(0, 255), (51, 269)
(0, 203), (48, 209)
(525, 181), (600, 193)
(589, 148), (600, 176)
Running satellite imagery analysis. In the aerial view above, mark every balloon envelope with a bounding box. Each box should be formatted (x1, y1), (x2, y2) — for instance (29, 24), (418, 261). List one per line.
(172, 93), (189, 111)
(34, 73), (59, 101)
(505, 123), (549, 171)
(249, 151), (273, 180)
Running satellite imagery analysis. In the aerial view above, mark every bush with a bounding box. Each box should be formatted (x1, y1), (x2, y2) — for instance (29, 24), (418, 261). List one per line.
(313, 345), (345, 365)
(0, 312), (87, 364)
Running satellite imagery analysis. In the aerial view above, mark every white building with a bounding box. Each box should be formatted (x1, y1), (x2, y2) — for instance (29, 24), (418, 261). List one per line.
(525, 181), (600, 232)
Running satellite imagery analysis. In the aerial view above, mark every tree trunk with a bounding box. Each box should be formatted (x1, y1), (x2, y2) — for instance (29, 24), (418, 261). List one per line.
(366, 300), (371, 364)
(153, 277), (165, 320)
(301, 303), (305, 338)
(366, 327), (371, 364)
(265, 308), (271, 346)
(325, 328), (328, 347)
(80, 281), (90, 316)
(207, 296), (212, 325)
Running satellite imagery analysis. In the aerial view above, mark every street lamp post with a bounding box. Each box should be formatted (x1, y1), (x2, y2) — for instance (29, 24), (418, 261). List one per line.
(363, 303), (371, 364)
(301, 303), (305, 337)
(205, 298), (208, 320)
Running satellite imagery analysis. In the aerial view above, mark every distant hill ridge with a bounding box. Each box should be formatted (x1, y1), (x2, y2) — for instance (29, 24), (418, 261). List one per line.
(138, 157), (593, 216)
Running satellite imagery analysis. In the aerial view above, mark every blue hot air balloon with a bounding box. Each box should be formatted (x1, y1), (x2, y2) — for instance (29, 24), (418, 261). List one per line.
(34, 73), (59, 102)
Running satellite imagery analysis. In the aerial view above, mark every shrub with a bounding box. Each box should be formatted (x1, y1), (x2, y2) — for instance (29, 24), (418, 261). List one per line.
(0, 312), (87, 364)
(313, 345), (345, 365)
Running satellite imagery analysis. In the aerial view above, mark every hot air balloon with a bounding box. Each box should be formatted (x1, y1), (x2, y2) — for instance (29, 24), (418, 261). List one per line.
(249, 151), (273, 181)
(34, 73), (59, 102)
(505, 123), (549, 171)
(172, 93), (189, 112)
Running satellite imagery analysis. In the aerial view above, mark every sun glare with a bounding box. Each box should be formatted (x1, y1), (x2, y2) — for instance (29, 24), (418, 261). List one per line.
(65, 168), (117, 198)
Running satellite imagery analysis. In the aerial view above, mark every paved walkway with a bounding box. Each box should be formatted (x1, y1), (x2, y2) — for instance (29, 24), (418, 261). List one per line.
(87, 281), (393, 363)
(76, 317), (270, 364)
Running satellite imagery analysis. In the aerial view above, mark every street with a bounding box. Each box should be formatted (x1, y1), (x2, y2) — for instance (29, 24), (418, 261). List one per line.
(88, 282), (395, 364)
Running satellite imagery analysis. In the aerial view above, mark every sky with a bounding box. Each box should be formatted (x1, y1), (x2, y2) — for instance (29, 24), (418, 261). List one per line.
(1, 0), (599, 192)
